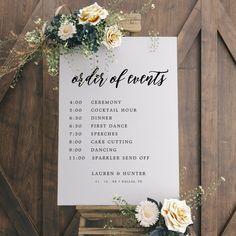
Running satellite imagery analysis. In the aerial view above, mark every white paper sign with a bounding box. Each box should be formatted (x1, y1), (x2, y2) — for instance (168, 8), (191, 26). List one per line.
(58, 37), (179, 205)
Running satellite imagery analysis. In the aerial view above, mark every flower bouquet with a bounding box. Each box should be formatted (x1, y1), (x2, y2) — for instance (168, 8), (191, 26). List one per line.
(0, 1), (157, 87)
(113, 197), (193, 236)
(46, 2), (123, 53)
(28, 2), (123, 76)
(0, 2), (124, 84)
(113, 177), (225, 236)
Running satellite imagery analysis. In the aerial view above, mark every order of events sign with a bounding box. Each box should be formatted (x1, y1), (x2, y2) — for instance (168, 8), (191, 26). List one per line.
(58, 37), (179, 205)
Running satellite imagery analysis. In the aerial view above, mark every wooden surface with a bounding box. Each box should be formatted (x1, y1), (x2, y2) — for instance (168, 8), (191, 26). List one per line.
(0, 0), (235, 236)
(120, 13), (141, 33)
(177, 0), (201, 65)
(0, 166), (39, 236)
(79, 228), (143, 235)
(201, 0), (218, 235)
(217, 0), (236, 234)
(42, 0), (60, 235)
(221, 208), (236, 236)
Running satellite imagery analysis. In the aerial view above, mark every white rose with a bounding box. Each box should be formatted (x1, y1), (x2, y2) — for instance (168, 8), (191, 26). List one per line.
(135, 200), (159, 227)
(161, 199), (193, 233)
(58, 23), (77, 41)
(103, 25), (122, 50)
(79, 2), (108, 25)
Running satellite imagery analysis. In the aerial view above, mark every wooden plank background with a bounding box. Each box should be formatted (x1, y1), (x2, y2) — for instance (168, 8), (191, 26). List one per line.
(0, 0), (235, 235)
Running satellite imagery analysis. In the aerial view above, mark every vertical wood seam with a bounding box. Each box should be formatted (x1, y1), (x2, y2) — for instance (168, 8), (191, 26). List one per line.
(42, 0), (60, 236)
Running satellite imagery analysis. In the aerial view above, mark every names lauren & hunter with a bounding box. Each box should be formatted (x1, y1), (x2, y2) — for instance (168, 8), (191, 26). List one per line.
(92, 171), (146, 176)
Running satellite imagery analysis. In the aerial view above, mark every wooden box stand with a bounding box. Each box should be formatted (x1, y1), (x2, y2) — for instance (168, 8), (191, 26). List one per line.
(76, 206), (196, 236)
(77, 205), (144, 235)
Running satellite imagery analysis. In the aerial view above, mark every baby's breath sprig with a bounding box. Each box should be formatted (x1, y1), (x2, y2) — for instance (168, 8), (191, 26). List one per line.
(106, 12), (123, 27)
(180, 186), (204, 211)
(179, 166), (187, 189)
(0, 17), (46, 87)
(103, 218), (114, 232)
(180, 176), (226, 211)
(139, 0), (157, 15)
(106, 0), (127, 10)
(113, 195), (138, 227)
(202, 176), (226, 202)
(149, 30), (160, 53)
(45, 46), (60, 77)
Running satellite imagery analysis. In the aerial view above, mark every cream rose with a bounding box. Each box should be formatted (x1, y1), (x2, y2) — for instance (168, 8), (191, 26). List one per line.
(161, 199), (193, 233)
(79, 2), (108, 25)
(103, 25), (122, 50)
(58, 23), (77, 41)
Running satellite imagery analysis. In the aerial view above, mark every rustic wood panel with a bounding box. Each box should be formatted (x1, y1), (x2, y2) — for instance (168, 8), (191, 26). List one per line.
(177, 0), (200, 65)
(0, 0), (235, 235)
(218, 1), (236, 234)
(201, 0), (218, 235)
(0, 61), (43, 235)
(178, 34), (201, 235)
(218, 1), (236, 62)
(218, 36), (236, 235)
(0, 166), (39, 236)
(221, 208), (236, 236)
(42, 0), (60, 233)
(0, 1), (43, 236)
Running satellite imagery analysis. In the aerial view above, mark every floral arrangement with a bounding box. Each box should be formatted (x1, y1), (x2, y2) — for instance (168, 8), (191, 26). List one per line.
(0, 0), (157, 87)
(46, 3), (123, 52)
(113, 176), (226, 236)
(26, 2), (123, 77)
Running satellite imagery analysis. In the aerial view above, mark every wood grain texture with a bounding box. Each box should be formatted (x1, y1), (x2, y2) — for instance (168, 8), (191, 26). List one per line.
(0, 61), (43, 235)
(178, 34), (201, 235)
(201, 0), (218, 235)
(218, 1), (236, 62)
(217, 0), (236, 233)
(79, 227), (143, 235)
(120, 13), (142, 33)
(157, 0), (197, 36)
(177, 0), (201, 65)
(221, 208), (236, 236)
(42, 0), (60, 235)
(0, 2), (43, 236)
(0, 166), (39, 236)
(63, 212), (80, 236)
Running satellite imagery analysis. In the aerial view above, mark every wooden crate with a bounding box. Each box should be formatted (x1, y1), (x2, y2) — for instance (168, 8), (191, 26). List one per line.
(76, 206), (196, 236)
(77, 205), (144, 235)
